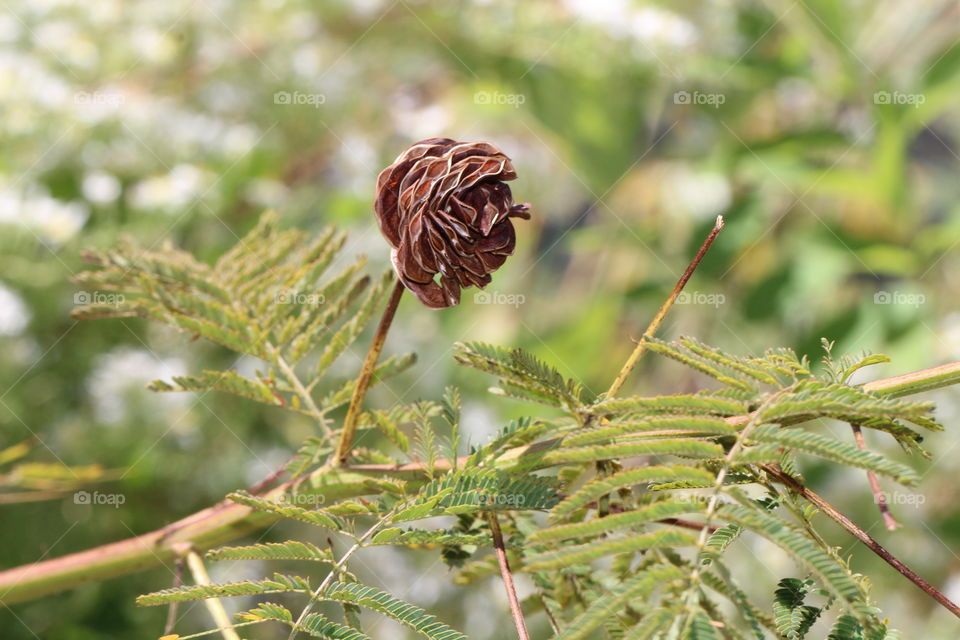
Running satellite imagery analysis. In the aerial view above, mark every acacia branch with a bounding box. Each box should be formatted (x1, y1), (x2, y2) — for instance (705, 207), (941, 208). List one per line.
(163, 552), (187, 636)
(1, 362), (959, 607)
(605, 215), (725, 399)
(333, 278), (405, 466)
(487, 512), (530, 640)
(764, 465), (960, 619)
(850, 423), (899, 531)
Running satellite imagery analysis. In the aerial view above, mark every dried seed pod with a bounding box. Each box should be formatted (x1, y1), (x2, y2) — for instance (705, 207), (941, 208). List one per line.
(374, 138), (530, 308)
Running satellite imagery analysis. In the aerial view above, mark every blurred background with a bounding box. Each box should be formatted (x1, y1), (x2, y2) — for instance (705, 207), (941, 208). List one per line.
(1, 0), (960, 637)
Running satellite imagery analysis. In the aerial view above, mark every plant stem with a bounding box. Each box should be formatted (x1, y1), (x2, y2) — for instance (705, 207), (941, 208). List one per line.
(271, 345), (331, 434)
(287, 521), (381, 640)
(850, 423), (899, 531)
(764, 465), (960, 619)
(862, 361), (960, 397)
(333, 279), (405, 466)
(677, 391), (783, 635)
(487, 512), (530, 640)
(0, 467), (379, 605)
(164, 553), (187, 636)
(2, 361), (959, 607)
(186, 549), (242, 640)
(605, 215), (725, 400)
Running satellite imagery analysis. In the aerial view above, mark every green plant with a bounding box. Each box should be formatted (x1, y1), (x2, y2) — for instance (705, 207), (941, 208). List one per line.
(2, 212), (959, 639)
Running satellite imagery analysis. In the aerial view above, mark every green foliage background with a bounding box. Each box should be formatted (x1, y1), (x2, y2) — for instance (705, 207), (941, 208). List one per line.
(1, 0), (959, 637)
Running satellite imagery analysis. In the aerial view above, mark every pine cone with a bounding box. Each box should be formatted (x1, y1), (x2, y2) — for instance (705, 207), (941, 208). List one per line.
(374, 138), (530, 309)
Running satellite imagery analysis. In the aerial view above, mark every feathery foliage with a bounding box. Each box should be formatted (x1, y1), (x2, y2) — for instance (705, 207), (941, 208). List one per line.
(73, 216), (950, 639)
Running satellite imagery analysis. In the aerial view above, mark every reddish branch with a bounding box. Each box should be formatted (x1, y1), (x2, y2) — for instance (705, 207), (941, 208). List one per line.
(334, 279), (405, 466)
(850, 423), (899, 531)
(487, 512), (530, 640)
(764, 465), (959, 619)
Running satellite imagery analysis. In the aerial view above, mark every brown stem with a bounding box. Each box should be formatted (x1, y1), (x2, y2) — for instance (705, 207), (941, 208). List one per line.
(555, 494), (720, 533)
(658, 518), (720, 534)
(487, 512), (530, 640)
(333, 279), (405, 466)
(850, 424), (899, 531)
(605, 215), (725, 400)
(246, 463), (289, 495)
(540, 595), (561, 634)
(764, 465), (960, 619)
(163, 554), (187, 636)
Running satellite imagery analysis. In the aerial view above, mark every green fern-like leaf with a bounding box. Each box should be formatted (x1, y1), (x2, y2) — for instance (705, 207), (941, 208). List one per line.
(524, 529), (698, 571)
(551, 464), (715, 519)
(315, 269), (394, 378)
(395, 468), (558, 521)
(453, 341), (584, 410)
(228, 490), (344, 530)
(530, 439), (724, 470)
(530, 500), (705, 544)
(588, 393), (749, 416)
(561, 416), (737, 448)
(744, 425), (920, 486)
(239, 603), (376, 640)
(552, 566), (685, 640)
(621, 608), (676, 639)
(206, 540), (333, 563)
(827, 614), (865, 640)
(319, 582), (468, 640)
(136, 572), (311, 606)
(773, 578), (823, 639)
(718, 496), (868, 611)
(148, 369), (283, 407)
(370, 528), (489, 547)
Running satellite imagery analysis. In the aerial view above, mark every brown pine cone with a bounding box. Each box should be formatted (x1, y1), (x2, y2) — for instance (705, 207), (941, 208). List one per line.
(374, 137), (530, 309)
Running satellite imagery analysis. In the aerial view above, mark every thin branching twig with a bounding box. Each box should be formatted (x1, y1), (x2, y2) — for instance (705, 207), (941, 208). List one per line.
(163, 552), (187, 636)
(605, 215), (725, 400)
(765, 465), (960, 619)
(333, 279), (405, 466)
(487, 512), (530, 640)
(850, 423), (899, 530)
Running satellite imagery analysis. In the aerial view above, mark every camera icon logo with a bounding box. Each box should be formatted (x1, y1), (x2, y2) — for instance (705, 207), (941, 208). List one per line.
(473, 290), (492, 304)
(74, 491), (91, 505)
(673, 90), (691, 104)
(873, 91), (891, 105)
(274, 91), (292, 105)
(874, 291), (891, 304)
